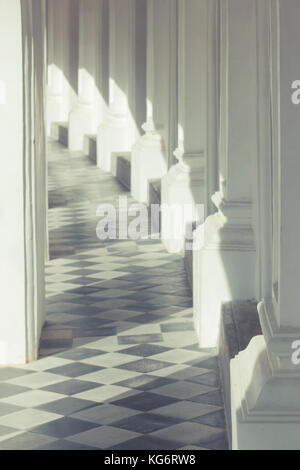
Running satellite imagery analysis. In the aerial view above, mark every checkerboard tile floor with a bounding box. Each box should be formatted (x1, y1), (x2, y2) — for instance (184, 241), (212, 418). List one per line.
(0, 140), (228, 450)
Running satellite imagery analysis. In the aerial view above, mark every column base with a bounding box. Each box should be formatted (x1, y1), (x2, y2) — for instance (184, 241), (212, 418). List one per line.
(193, 192), (256, 348)
(68, 103), (95, 151)
(131, 130), (167, 204)
(97, 115), (132, 173)
(161, 154), (205, 254)
(231, 333), (300, 450)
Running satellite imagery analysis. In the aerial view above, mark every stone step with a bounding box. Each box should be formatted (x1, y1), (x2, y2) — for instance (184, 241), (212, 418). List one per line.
(114, 153), (131, 190)
(84, 134), (97, 165)
(218, 300), (262, 449)
(51, 122), (69, 147)
(184, 245), (193, 290)
(148, 178), (161, 206)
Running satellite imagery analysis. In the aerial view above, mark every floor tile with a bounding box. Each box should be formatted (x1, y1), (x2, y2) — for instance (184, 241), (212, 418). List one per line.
(0, 383), (30, 399)
(0, 403), (23, 417)
(37, 397), (95, 416)
(74, 385), (135, 403)
(46, 362), (103, 378)
(114, 375), (176, 392)
(118, 334), (164, 345)
(1, 390), (65, 408)
(35, 439), (98, 450)
(0, 409), (61, 430)
(0, 368), (35, 382)
(81, 352), (138, 368)
(112, 392), (179, 412)
(119, 359), (173, 374)
(6, 372), (67, 389)
(68, 426), (141, 449)
(31, 417), (98, 438)
(113, 413), (181, 433)
(109, 435), (178, 450)
(151, 381), (213, 400)
(41, 379), (100, 396)
(79, 368), (140, 385)
(0, 432), (56, 450)
(151, 422), (225, 446)
(118, 344), (169, 357)
(71, 404), (141, 425)
(151, 401), (219, 420)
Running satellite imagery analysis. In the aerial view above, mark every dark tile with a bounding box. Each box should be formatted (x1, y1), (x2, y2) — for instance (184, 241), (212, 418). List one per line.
(71, 269), (101, 276)
(68, 277), (100, 286)
(35, 439), (98, 450)
(129, 314), (161, 324)
(46, 362), (103, 378)
(67, 262), (97, 269)
(55, 348), (106, 361)
(118, 344), (169, 357)
(110, 435), (178, 450)
(0, 403), (23, 417)
(117, 334), (163, 345)
(193, 410), (226, 428)
(188, 372), (220, 388)
(190, 390), (224, 407)
(118, 359), (172, 373)
(0, 425), (18, 436)
(0, 368), (35, 382)
(0, 383), (30, 399)
(113, 413), (180, 433)
(0, 432), (54, 450)
(69, 286), (101, 295)
(31, 417), (98, 438)
(39, 338), (73, 349)
(72, 329), (115, 338)
(66, 318), (107, 328)
(187, 356), (219, 371)
(112, 392), (179, 412)
(37, 397), (96, 416)
(41, 379), (100, 396)
(202, 435), (229, 450)
(115, 375), (176, 392)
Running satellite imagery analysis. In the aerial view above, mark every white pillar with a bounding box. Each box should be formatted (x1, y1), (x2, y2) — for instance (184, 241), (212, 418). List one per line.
(69, 0), (108, 151)
(47, 0), (79, 137)
(205, 0), (220, 217)
(131, 0), (177, 204)
(193, 0), (257, 348)
(97, 0), (146, 173)
(231, 0), (300, 450)
(161, 0), (207, 254)
(0, 0), (46, 364)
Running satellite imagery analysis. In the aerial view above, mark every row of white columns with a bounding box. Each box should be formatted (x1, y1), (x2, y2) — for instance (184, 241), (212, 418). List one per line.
(46, 0), (300, 449)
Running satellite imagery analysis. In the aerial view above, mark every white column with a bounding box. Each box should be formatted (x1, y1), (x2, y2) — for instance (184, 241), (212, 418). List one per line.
(205, 0), (220, 217)
(47, 0), (65, 135)
(69, 0), (108, 151)
(0, 0), (46, 364)
(47, 0), (79, 137)
(131, 0), (177, 204)
(161, 0), (207, 254)
(97, 0), (146, 173)
(193, 0), (257, 348)
(231, 0), (300, 450)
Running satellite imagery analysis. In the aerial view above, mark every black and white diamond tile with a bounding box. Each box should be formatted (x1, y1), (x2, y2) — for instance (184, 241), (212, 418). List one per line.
(0, 140), (228, 450)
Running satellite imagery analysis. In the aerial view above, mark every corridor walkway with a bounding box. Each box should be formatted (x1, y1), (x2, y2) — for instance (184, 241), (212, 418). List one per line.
(0, 141), (227, 450)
